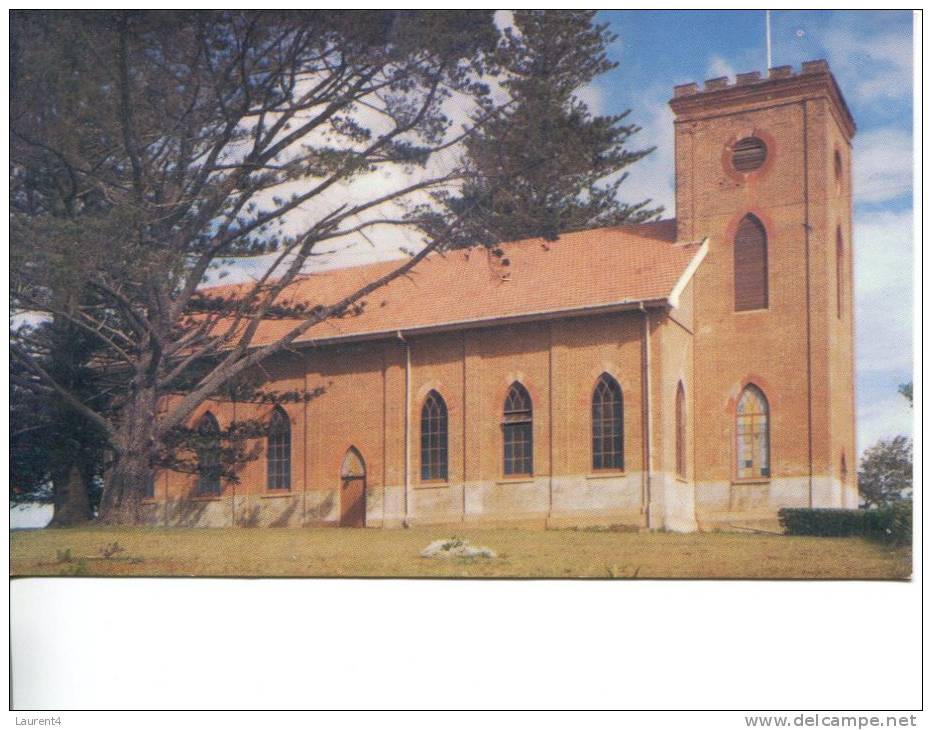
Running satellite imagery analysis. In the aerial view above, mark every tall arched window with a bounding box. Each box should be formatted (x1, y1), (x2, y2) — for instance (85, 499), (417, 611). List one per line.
(734, 214), (768, 311)
(736, 385), (770, 479)
(836, 227), (845, 320)
(592, 374), (624, 470)
(420, 390), (448, 481)
(195, 412), (221, 496)
(675, 382), (687, 478)
(267, 406), (291, 490)
(503, 383), (533, 476)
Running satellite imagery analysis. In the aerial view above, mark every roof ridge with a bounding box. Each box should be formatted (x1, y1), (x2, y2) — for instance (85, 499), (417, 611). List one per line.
(200, 218), (680, 294)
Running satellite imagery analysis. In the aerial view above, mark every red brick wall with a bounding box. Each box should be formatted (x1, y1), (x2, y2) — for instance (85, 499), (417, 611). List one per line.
(671, 68), (856, 496)
(154, 65), (857, 527)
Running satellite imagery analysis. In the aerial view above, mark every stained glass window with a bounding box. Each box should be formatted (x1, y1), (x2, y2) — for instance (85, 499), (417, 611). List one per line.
(736, 385), (770, 479)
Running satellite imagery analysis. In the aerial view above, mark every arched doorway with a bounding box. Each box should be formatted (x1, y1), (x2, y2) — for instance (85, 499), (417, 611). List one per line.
(340, 447), (366, 527)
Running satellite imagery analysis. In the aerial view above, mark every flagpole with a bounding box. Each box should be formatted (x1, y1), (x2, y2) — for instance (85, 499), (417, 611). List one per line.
(766, 10), (772, 70)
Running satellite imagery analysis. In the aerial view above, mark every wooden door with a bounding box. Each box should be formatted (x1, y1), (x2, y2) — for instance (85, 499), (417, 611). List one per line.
(340, 448), (366, 527)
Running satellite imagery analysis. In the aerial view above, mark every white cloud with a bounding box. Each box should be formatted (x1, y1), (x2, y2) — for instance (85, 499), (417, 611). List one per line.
(856, 393), (913, 456)
(853, 127), (913, 205)
(203, 68), (492, 286)
(822, 26), (913, 104)
(573, 82), (605, 116)
(772, 11), (912, 106)
(705, 55), (737, 82)
(623, 86), (676, 214)
(853, 209), (913, 301)
(853, 208), (914, 453)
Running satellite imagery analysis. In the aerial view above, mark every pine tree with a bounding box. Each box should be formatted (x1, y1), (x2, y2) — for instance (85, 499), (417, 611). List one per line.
(11, 318), (109, 524)
(438, 10), (660, 247)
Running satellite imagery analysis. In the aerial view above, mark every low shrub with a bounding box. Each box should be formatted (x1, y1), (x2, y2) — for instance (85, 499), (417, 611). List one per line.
(864, 501), (912, 546)
(779, 502), (912, 545)
(778, 508), (865, 537)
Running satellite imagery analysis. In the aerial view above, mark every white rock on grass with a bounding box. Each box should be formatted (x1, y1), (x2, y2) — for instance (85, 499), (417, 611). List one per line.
(420, 537), (496, 559)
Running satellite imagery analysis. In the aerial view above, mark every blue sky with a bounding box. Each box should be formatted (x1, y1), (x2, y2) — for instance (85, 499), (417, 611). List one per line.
(584, 10), (915, 455)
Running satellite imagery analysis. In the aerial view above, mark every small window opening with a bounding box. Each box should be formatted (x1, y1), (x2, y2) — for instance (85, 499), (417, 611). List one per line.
(732, 137), (767, 172)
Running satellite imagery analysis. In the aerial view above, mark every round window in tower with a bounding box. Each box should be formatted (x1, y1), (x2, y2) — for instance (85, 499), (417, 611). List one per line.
(731, 137), (768, 172)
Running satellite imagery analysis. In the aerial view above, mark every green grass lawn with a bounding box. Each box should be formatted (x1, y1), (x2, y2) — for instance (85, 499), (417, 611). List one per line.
(9, 525), (911, 579)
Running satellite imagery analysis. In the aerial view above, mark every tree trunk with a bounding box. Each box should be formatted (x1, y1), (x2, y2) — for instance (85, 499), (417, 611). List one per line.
(97, 390), (157, 524)
(48, 465), (91, 527)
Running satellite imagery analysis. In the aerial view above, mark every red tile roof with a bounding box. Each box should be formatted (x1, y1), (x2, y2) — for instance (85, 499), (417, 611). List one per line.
(204, 220), (705, 346)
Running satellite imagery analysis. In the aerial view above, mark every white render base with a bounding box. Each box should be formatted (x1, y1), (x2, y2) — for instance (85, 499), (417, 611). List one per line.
(694, 475), (848, 530)
(652, 471), (699, 532)
(142, 472), (853, 532)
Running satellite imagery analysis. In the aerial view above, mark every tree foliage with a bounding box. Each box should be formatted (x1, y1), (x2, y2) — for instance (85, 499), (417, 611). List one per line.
(11, 318), (109, 523)
(9, 10), (658, 523)
(858, 435), (912, 509)
(434, 10), (660, 246)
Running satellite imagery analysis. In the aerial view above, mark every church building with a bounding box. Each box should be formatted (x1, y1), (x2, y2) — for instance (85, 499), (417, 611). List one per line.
(145, 59), (857, 532)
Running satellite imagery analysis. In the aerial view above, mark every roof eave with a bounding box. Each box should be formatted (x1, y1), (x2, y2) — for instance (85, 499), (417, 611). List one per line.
(288, 296), (674, 349)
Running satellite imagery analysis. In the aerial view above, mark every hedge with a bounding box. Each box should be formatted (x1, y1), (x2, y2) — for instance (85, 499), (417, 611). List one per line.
(778, 502), (912, 545)
(863, 501), (912, 546)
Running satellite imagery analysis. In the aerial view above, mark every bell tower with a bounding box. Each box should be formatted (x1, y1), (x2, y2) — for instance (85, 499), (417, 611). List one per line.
(669, 60), (858, 526)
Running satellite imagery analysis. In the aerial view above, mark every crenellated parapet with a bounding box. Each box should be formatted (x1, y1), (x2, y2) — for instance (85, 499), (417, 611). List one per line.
(670, 59), (855, 139)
